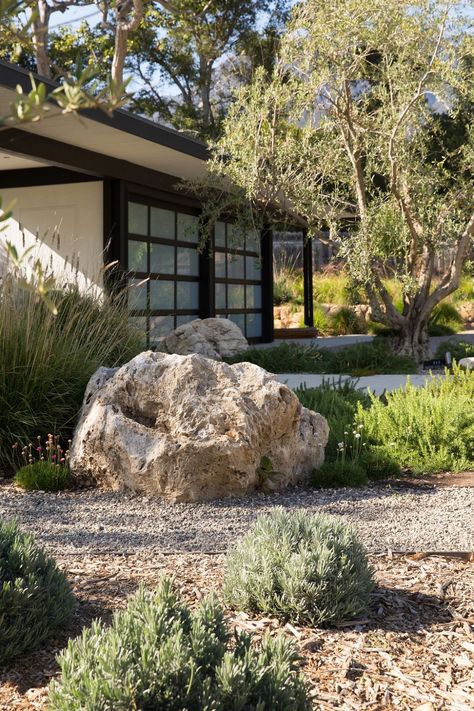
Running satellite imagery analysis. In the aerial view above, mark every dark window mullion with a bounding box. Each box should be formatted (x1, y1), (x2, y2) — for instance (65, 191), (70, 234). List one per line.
(146, 206), (151, 347)
(174, 210), (178, 329)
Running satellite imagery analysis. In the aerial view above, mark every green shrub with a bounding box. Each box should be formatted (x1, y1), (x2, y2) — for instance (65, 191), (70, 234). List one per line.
(358, 448), (401, 480)
(273, 262), (304, 306)
(313, 272), (350, 304)
(226, 342), (324, 373)
(0, 281), (142, 467)
(326, 340), (417, 375)
(367, 321), (394, 337)
(0, 520), (74, 663)
(434, 339), (474, 362)
(228, 341), (417, 375)
(312, 460), (368, 488)
(49, 578), (310, 711)
(329, 307), (366, 335)
(15, 461), (70, 491)
(295, 380), (370, 462)
(428, 303), (463, 336)
(451, 273), (474, 302)
(357, 366), (474, 473)
(223, 509), (375, 626)
(312, 306), (332, 336)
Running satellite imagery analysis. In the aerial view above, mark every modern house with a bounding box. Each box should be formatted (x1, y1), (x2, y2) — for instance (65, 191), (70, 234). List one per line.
(0, 60), (314, 344)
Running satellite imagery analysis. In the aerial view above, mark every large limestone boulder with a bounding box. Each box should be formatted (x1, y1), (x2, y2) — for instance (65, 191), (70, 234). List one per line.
(458, 357), (474, 370)
(158, 317), (248, 360)
(70, 352), (329, 502)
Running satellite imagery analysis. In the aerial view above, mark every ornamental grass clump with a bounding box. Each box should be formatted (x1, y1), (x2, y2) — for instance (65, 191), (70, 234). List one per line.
(0, 520), (74, 663)
(223, 509), (375, 626)
(49, 577), (310, 711)
(0, 280), (142, 467)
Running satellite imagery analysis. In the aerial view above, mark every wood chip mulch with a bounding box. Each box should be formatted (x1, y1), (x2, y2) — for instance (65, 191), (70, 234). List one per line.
(1, 552), (473, 710)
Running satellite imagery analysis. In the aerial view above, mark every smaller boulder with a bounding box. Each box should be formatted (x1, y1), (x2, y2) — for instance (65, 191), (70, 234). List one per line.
(158, 317), (248, 360)
(458, 357), (474, 370)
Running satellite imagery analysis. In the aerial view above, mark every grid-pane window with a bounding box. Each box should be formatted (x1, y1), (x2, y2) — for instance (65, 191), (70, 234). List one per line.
(214, 222), (264, 340)
(127, 200), (200, 345)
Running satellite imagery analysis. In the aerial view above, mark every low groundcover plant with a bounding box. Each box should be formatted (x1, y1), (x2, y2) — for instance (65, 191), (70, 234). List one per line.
(223, 508), (375, 626)
(49, 577), (311, 710)
(14, 434), (70, 491)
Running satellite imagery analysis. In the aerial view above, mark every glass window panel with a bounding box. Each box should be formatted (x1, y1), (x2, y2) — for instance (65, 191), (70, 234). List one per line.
(177, 281), (199, 310)
(215, 221), (226, 247)
(228, 284), (245, 309)
(177, 213), (199, 243)
(215, 251), (226, 278)
(245, 230), (260, 253)
(215, 282), (226, 309)
(128, 278), (147, 310)
(227, 253), (244, 279)
(177, 247), (199, 276)
(150, 207), (175, 240)
(227, 223), (244, 250)
(228, 313), (245, 333)
(177, 315), (197, 327)
(246, 284), (262, 309)
(150, 279), (174, 310)
(149, 315), (174, 343)
(246, 255), (262, 281)
(150, 243), (174, 274)
(128, 240), (148, 272)
(247, 313), (262, 338)
(128, 202), (148, 235)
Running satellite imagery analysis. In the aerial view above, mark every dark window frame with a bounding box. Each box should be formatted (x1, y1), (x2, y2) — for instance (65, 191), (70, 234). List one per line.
(127, 194), (202, 343)
(212, 221), (265, 339)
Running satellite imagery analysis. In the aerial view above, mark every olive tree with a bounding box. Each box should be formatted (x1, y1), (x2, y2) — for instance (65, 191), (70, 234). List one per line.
(193, 0), (473, 360)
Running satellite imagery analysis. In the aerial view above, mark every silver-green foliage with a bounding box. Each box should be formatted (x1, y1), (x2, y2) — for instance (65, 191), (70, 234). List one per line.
(49, 577), (310, 711)
(357, 365), (474, 473)
(0, 520), (74, 664)
(223, 509), (375, 626)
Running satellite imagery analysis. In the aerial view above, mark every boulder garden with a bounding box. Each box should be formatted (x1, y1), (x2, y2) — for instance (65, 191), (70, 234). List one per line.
(70, 352), (329, 502)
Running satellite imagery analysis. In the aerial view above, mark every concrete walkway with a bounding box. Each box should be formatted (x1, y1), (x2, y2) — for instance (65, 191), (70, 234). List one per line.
(276, 372), (445, 395)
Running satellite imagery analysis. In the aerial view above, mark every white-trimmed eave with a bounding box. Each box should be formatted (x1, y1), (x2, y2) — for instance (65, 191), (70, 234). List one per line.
(0, 85), (207, 180)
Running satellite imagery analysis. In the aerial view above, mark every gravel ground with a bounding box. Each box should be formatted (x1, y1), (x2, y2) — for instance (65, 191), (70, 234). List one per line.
(0, 481), (472, 554)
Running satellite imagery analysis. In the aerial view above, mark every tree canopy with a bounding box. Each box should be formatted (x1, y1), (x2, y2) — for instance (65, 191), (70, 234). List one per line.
(2, 0), (290, 139)
(191, 0), (474, 359)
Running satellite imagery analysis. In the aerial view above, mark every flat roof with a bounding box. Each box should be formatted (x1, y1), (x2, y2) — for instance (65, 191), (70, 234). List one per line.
(0, 60), (208, 161)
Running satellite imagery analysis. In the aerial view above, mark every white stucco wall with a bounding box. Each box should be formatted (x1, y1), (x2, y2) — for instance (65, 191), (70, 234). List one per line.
(0, 181), (104, 291)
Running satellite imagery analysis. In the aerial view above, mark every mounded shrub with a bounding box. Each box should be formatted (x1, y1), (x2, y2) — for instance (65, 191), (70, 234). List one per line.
(295, 380), (370, 462)
(428, 302), (463, 336)
(14, 461), (70, 491)
(359, 448), (401, 481)
(223, 508), (375, 626)
(329, 306), (366, 335)
(357, 366), (474, 473)
(435, 339), (474, 362)
(0, 520), (74, 663)
(49, 578), (310, 711)
(311, 460), (368, 488)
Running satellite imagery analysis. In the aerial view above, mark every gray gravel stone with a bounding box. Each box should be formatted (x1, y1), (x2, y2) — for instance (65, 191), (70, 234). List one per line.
(0, 483), (472, 555)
